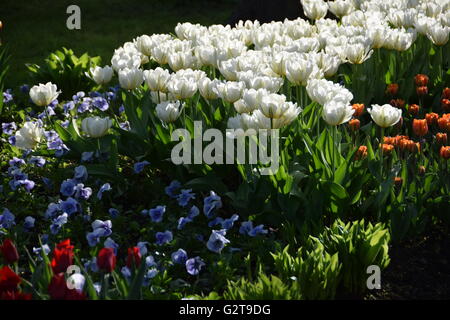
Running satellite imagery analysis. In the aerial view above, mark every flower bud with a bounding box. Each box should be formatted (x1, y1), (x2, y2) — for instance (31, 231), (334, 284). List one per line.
(426, 112), (439, 126)
(355, 146), (368, 160)
(443, 87), (450, 99)
(416, 86), (428, 96)
(418, 165), (426, 176)
(349, 119), (360, 131)
(394, 177), (403, 187)
(436, 133), (448, 145)
(408, 104), (420, 116)
(97, 248), (116, 273)
(0, 239), (19, 264)
(440, 146), (450, 160)
(441, 98), (450, 112)
(352, 103), (365, 117)
(415, 74), (429, 87)
(386, 83), (399, 96)
(412, 119), (428, 136)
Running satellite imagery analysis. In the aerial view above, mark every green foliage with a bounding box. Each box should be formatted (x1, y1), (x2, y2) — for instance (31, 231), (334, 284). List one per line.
(224, 274), (301, 300)
(26, 47), (101, 99)
(317, 219), (391, 295)
(272, 240), (341, 300)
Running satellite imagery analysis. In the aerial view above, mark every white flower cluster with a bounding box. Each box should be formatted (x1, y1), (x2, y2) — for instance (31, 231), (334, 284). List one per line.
(104, 0), (448, 127)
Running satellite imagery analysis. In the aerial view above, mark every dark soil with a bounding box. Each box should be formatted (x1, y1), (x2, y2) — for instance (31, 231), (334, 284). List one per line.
(366, 224), (450, 300)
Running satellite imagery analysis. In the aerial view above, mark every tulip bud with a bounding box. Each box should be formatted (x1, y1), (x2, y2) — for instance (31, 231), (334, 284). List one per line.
(126, 247), (141, 268)
(416, 86), (428, 96)
(408, 104), (420, 116)
(386, 83), (399, 96)
(443, 88), (450, 99)
(97, 248), (116, 273)
(436, 133), (448, 145)
(426, 113), (439, 126)
(418, 165), (426, 176)
(412, 119), (428, 136)
(437, 116), (450, 131)
(390, 99), (405, 109)
(355, 146), (368, 160)
(0, 239), (19, 264)
(81, 117), (112, 138)
(381, 143), (394, 155)
(394, 177), (403, 187)
(349, 119), (360, 131)
(441, 99), (450, 112)
(415, 74), (429, 87)
(155, 101), (183, 123)
(440, 146), (450, 160)
(352, 104), (365, 117)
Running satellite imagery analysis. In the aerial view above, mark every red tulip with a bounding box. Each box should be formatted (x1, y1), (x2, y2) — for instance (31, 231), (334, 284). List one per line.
(126, 247), (141, 268)
(0, 290), (32, 300)
(48, 273), (86, 300)
(51, 239), (74, 274)
(97, 248), (116, 273)
(0, 239), (19, 264)
(0, 266), (21, 293)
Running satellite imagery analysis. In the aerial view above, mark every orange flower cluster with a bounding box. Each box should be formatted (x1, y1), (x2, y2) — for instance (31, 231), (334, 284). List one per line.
(355, 146), (368, 160)
(352, 103), (365, 117)
(415, 74), (429, 97)
(442, 88), (450, 112)
(383, 135), (420, 153)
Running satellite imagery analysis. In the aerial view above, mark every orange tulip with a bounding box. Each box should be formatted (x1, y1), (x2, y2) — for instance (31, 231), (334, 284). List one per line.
(426, 112), (439, 126)
(381, 143), (394, 155)
(440, 146), (450, 159)
(441, 99), (450, 112)
(442, 87), (450, 99)
(416, 86), (428, 96)
(394, 177), (403, 187)
(438, 115), (450, 131)
(352, 103), (365, 117)
(408, 104), (420, 116)
(412, 119), (428, 136)
(349, 119), (360, 131)
(355, 146), (368, 160)
(386, 83), (399, 96)
(436, 133), (447, 145)
(415, 74), (429, 86)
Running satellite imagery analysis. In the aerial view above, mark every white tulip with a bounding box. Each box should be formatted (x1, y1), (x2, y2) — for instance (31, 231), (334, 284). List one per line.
(198, 78), (220, 100)
(285, 58), (317, 86)
(259, 93), (291, 119)
(29, 82), (60, 107)
(322, 100), (355, 126)
(87, 66), (113, 85)
(168, 51), (198, 71)
(328, 0), (355, 18)
(14, 122), (45, 150)
(155, 101), (183, 123)
(301, 0), (329, 20)
(135, 35), (154, 56)
(216, 81), (245, 103)
(118, 68), (144, 90)
(167, 77), (198, 100)
(344, 41), (373, 64)
(367, 104), (402, 128)
(426, 23), (450, 46)
(242, 88), (269, 111)
(195, 45), (218, 68)
(144, 68), (171, 92)
(81, 117), (112, 138)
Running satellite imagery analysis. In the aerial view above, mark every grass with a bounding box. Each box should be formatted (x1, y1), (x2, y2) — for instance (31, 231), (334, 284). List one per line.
(0, 0), (236, 89)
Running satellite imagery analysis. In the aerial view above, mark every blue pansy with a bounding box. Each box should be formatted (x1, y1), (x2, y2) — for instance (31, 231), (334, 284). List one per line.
(177, 189), (196, 207)
(121, 266), (132, 281)
(74, 183), (92, 200)
(45, 202), (61, 219)
(133, 160), (150, 174)
(142, 268), (159, 286)
(108, 208), (119, 219)
(20, 84), (30, 94)
(74, 165), (88, 182)
(28, 156), (46, 167)
(92, 97), (109, 111)
(9, 157), (26, 167)
(81, 151), (95, 163)
(97, 183), (111, 200)
(61, 197), (79, 215)
(145, 255), (157, 267)
(188, 205), (200, 219)
(50, 213), (68, 234)
(0, 209), (16, 229)
(171, 249), (188, 265)
(155, 231), (173, 245)
(206, 229), (230, 253)
(104, 237), (119, 255)
(177, 217), (192, 230)
(203, 191), (222, 218)
(185, 256), (205, 276)
(149, 205), (165, 223)
(60, 179), (76, 197)
(23, 216), (36, 230)
(239, 221), (268, 237)
(1, 122), (17, 135)
(137, 242), (149, 256)
(165, 180), (181, 198)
